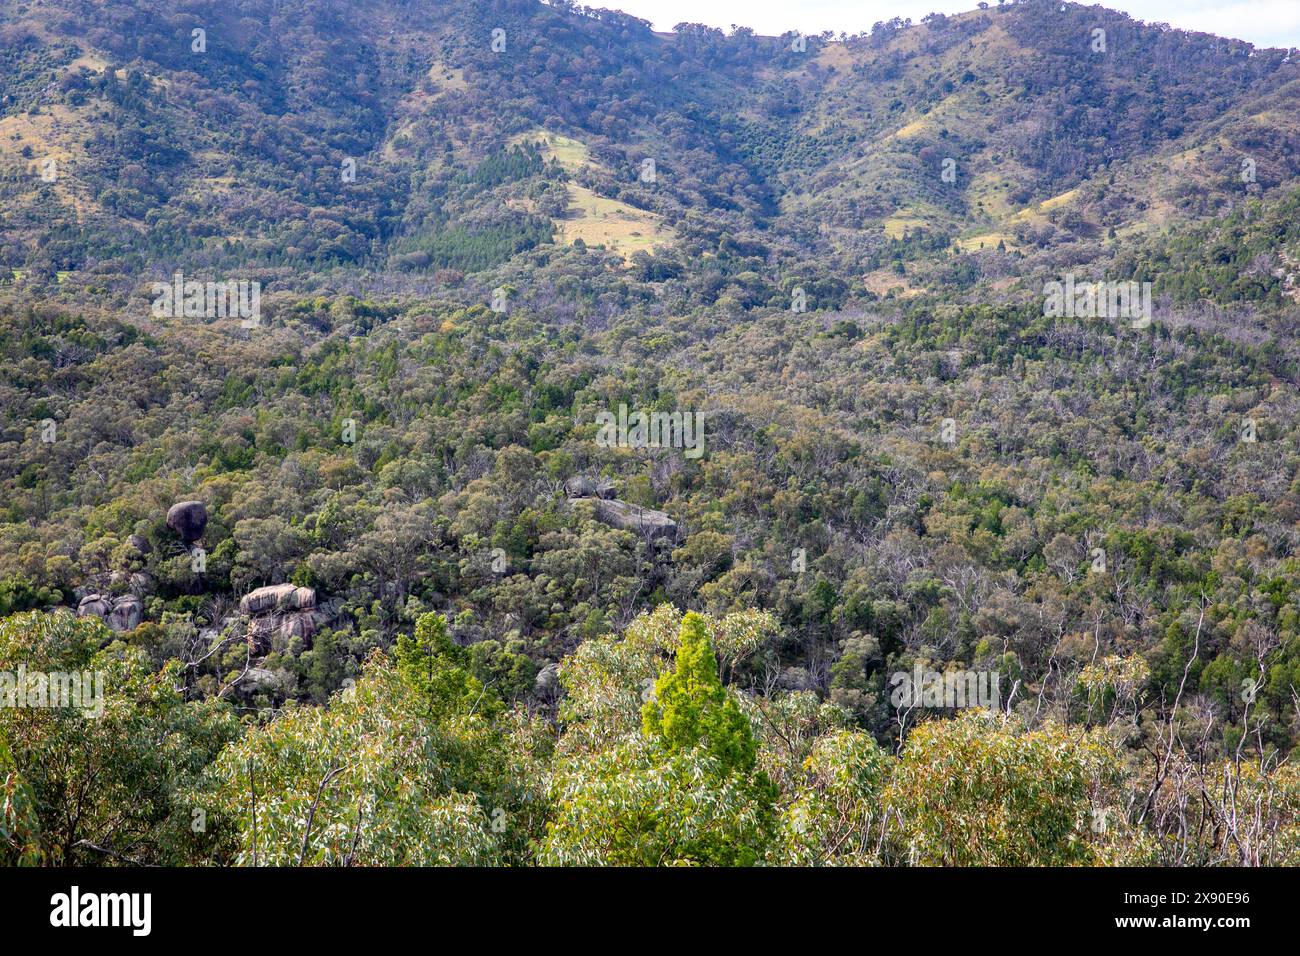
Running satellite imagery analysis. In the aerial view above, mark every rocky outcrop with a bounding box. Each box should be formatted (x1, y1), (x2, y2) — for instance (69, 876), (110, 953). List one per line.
(534, 661), (560, 697)
(77, 594), (112, 620)
(166, 500), (208, 542)
(566, 476), (677, 541)
(564, 475), (616, 500)
(240, 584), (318, 654)
(591, 498), (677, 540)
(239, 583), (316, 616)
(108, 595), (143, 632)
(128, 534), (153, 555)
(277, 612), (315, 641)
(77, 593), (143, 632)
(236, 667), (293, 697)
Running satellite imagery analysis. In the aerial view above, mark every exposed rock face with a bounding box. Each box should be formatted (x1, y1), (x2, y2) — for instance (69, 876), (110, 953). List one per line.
(77, 593), (143, 632)
(564, 475), (617, 500)
(534, 661), (560, 696)
(128, 534), (153, 555)
(240, 584), (318, 654)
(565, 477), (675, 539)
(166, 501), (208, 542)
(77, 594), (112, 619)
(239, 583), (316, 616)
(237, 667), (293, 697)
(278, 613), (314, 641)
(591, 498), (677, 540)
(107, 595), (143, 632)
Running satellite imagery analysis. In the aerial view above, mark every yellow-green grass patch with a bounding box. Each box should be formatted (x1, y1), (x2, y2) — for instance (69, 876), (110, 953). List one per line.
(511, 129), (593, 173)
(556, 185), (669, 258)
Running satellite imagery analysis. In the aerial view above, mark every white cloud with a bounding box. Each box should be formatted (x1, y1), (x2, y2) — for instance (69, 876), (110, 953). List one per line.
(590, 1), (1300, 48)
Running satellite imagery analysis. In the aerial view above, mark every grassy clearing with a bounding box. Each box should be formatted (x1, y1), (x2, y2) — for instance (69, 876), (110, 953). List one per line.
(511, 128), (592, 173)
(428, 63), (467, 91)
(883, 213), (931, 239)
(0, 104), (98, 220)
(506, 129), (670, 258)
(556, 185), (669, 258)
(955, 231), (1017, 252)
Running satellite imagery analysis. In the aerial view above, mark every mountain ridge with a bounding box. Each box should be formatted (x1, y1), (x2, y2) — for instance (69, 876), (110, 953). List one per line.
(3, 0), (1300, 302)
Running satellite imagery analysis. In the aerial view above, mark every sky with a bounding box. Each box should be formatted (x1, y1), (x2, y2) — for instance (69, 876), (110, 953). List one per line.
(592, 1), (1300, 49)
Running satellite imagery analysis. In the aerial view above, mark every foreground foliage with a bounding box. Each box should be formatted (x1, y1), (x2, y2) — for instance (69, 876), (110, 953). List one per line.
(3, 607), (1296, 865)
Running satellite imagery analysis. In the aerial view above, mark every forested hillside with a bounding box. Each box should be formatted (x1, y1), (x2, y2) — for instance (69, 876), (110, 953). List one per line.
(3, 0), (1300, 867)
